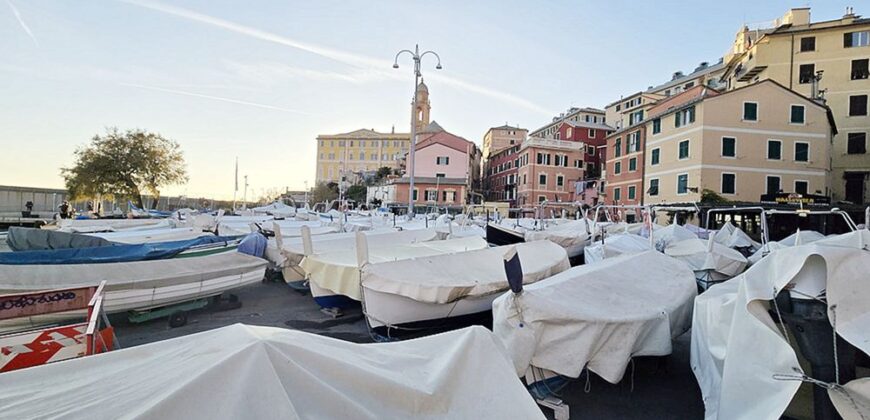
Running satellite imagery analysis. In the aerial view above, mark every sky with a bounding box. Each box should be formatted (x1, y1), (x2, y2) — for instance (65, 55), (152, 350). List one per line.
(0, 0), (859, 200)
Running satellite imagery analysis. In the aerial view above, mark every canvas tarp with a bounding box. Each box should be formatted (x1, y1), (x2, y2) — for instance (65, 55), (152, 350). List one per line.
(5, 226), (112, 251)
(690, 230), (870, 420)
(0, 324), (544, 420)
(584, 233), (653, 264)
(87, 227), (211, 244)
(492, 251), (697, 383)
(665, 238), (748, 280)
(301, 236), (488, 301)
(524, 219), (594, 257)
(361, 240), (570, 304)
(57, 218), (174, 233)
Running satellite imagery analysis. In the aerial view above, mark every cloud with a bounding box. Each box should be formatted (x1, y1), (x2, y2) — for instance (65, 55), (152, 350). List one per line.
(120, 0), (556, 116)
(120, 83), (316, 116)
(6, 0), (39, 46)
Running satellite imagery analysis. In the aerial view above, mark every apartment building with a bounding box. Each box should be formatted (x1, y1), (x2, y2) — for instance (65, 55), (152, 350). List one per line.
(719, 7), (870, 203)
(515, 137), (586, 206)
(484, 145), (520, 204)
(642, 80), (834, 204)
(604, 125), (646, 205)
(482, 125), (527, 159)
(314, 129), (410, 184)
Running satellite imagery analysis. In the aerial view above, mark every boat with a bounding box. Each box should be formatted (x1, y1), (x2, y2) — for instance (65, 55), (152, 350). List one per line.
(524, 218), (595, 261)
(583, 232), (653, 264)
(0, 251), (267, 330)
(690, 230), (870, 420)
(360, 239), (570, 334)
(301, 235), (488, 309)
(86, 226), (212, 244)
(664, 236), (748, 290)
(492, 251), (697, 391)
(485, 222), (525, 246)
(0, 324), (545, 419)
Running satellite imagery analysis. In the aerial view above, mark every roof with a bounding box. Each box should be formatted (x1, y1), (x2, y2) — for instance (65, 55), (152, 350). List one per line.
(488, 124), (526, 131)
(419, 120), (445, 134)
(417, 80), (429, 93)
(417, 130), (478, 154)
(647, 85), (719, 118)
(562, 120), (615, 131)
(317, 128), (410, 139)
(646, 61), (725, 94)
(530, 107), (610, 135)
(392, 177), (467, 185)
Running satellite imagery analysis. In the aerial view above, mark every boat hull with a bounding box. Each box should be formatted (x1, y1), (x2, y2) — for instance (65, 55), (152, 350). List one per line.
(486, 223), (525, 246)
(362, 287), (497, 330)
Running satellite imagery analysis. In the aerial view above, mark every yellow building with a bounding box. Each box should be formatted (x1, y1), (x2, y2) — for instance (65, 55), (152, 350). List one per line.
(315, 82), (432, 184)
(720, 7), (870, 203)
(642, 80), (835, 204)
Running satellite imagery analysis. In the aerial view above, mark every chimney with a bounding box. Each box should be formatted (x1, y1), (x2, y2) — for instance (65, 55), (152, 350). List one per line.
(844, 6), (856, 18)
(672, 71), (684, 80)
(694, 62), (709, 72)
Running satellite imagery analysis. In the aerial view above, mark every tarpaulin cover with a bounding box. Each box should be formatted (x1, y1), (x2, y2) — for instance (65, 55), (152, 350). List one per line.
(0, 235), (238, 265)
(5, 226), (112, 251)
(665, 238), (748, 280)
(653, 223), (700, 250)
(748, 230), (826, 265)
(219, 219), (331, 237)
(584, 233), (653, 264)
(87, 227), (210, 244)
(361, 241), (569, 304)
(690, 230), (870, 420)
(57, 218), (174, 233)
(492, 251), (697, 383)
(713, 222), (760, 250)
(0, 324), (545, 420)
(302, 236), (488, 301)
(237, 233), (267, 258)
(524, 219), (594, 257)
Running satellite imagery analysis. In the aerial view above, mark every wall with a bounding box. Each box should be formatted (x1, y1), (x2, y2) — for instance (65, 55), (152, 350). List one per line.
(414, 143), (469, 179)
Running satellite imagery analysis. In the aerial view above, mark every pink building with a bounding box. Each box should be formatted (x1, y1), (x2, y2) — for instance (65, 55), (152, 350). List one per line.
(515, 137), (586, 206)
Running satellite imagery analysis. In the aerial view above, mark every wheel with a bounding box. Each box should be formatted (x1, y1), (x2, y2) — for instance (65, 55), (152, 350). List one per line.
(168, 310), (188, 328)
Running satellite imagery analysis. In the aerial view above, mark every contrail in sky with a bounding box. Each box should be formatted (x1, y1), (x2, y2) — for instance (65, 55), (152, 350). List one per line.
(121, 83), (316, 116)
(120, 0), (556, 116)
(6, 0), (39, 47)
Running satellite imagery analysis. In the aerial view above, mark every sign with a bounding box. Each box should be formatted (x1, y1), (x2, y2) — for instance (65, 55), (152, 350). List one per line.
(0, 286), (95, 321)
(760, 192), (830, 206)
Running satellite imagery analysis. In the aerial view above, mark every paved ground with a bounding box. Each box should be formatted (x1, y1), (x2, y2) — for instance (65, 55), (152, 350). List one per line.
(112, 279), (706, 420)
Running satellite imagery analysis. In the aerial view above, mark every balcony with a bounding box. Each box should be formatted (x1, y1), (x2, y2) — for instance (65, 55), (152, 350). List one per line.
(523, 137), (584, 151)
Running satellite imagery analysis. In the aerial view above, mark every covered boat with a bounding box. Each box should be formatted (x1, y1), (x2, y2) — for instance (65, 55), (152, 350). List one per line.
(583, 232), (653, 264)
(0, 252), (267, 329)
(664, 236), (748, 289)
(301, 236), (488, 308)
(492, 251), (697, 386)
(0, 324), (545, 420)
(690, 230), (870, 420)
(361, 240), (570, 332)
(524, 219), (595, 259)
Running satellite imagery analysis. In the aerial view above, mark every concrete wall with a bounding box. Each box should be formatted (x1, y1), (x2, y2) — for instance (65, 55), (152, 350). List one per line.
(0, 185), (67, 216)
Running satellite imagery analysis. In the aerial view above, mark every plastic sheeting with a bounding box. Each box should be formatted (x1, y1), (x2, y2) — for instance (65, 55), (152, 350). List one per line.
(0, 235), (238, 265)
(302, 236), (488, 300)
(361, 241), (570, 304)
(653, 223), (700, 251)
(0, 324), (544, 420)
(5, 226), (112, 251)
(690, 230), (870, 420)
(492, 251), (697, 384)
(584, 233), (653, 264)
(665, 238), (748, 281)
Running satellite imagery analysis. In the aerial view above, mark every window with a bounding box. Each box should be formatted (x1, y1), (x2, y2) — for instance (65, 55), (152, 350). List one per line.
(795, 142), (809, 162)
(436, 156), (450, 165)
(370, 153), (377, 161)
(629, 110), (644, 125)
(435, 173), (445, 178)
(675, 106), (695, 127)
(743, 102), (758, 121)
(850, 95), (868, 116)
(721, 173), (736, 195)
(790, 105), (805, 124)
(614, 138), (622, 157)
(319, 152), (324, 159)
(614, 162), (622, 174)
(567, 127), (573, 137)
(628, 132), (640, 152)
(648, 179), (659, 196)
(339, 140), (345, 147)
(523, 174), (527, 185)
(629, 157), (637, 171)
(684, 82), (694, 89)
(628, 186), (636, 200)
(556, 175), (564, 187)
(795, 181), (809, 195)
(677, 174), (688, 195)
(588, 146), (595, 156)
(766, 176), (781, 194)
(412, 189), (418, 201)
(589, 129), (596, 138)
(425, 190), (438, 201)
(767, 140), (782, 160)
(848, 133), (867, 154)
(651, 148), (660, 165)
(721, 137), (736, 157)
(443, 191), (455, 202)
(852, 59), (870, 80)
(799, 64), (815, 84)
(539, 174), (547, 185)
(538, 195), (546, 203)
(844, 31), (870, 48)
(800, 37), (815, 52)
(652, 118), (661, 134)
(349, 141), (354, 147)
(613, 187), (621, 201)
(678, 140), (690, 159)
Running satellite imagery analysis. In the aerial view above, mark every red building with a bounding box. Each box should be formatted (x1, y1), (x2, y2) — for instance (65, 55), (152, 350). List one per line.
(483, 145), (520, 204)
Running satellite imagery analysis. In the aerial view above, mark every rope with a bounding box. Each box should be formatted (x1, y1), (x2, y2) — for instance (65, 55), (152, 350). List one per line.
(831, 304), (840, 385)
(770, 287), (791, 346)
(772, 371), (839, 390)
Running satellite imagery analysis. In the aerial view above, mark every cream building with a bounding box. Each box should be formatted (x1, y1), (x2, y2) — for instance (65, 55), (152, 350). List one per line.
(315, 82), (432, 184)
(643, 80), (835, 204)
(482, 125), (527, 159)
(720, 7), (870, 203)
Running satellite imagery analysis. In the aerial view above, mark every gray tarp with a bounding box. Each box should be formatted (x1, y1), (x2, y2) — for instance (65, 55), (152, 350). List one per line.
(5, 227), (112, 251)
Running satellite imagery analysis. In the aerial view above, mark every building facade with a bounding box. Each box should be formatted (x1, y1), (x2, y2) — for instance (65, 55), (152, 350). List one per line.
(719, 7), (870, 203)
(515, 137), (586, 206)
(484, 145), (520, 204)
(482, 125), (526, 159)
(604, 125), (647, 206)
(642, 80), (834, 204)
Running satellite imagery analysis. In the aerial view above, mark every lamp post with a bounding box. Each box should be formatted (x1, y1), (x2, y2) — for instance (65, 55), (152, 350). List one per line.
(393, 44), (442, 218)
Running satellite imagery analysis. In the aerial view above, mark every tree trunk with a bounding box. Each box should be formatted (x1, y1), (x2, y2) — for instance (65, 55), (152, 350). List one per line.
(150, 192), (160, 210)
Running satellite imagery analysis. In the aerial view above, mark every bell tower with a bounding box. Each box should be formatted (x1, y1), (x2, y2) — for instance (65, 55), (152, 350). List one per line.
(413, 79), (431, 132)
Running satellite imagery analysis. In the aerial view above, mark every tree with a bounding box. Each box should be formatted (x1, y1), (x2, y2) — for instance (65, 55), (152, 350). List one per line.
(701, 189), (731, 205)
(310, 182), (338, 204)
(346, 184), (367, 203)
(374, 166), (392, 183)
(61, 128), (188, 209)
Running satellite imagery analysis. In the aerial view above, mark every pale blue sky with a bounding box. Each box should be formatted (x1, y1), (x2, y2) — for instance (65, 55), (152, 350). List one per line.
(0, 1), (857, 199)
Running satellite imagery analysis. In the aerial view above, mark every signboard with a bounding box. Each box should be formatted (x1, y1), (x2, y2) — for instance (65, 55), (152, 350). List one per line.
(0, 286), (95, 321)
(759, 193), (830, 206)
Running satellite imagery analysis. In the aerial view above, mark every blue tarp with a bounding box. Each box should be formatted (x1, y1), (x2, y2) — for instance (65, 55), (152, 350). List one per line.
(237, 232), (267, 258)
(0, 235), (240, 265)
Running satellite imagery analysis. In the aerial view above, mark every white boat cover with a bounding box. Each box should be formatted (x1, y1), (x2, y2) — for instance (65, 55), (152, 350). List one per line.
(652, 223), (700, 250)
(250, 201), (296, 217)
(0, 324), (544, 420)
(302, 236), (488, 301)
(57, 218), (175, 233)
(584, 233), (653, 264)
(492, 251), (697, 384)
(88, 227), (210, 244)
(219, 219), (334, 237)
(690, 230), (870, 420)
(524, 219), (594, 257)
(713, 222), (760, 249)
(747, 229), (828, 265)
(361, 241), (569, 304)
(665, 237), (748, 280)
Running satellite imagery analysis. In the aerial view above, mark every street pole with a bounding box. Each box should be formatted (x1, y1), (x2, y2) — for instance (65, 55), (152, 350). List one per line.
(243, 175), (248, 210)
(394, 44), (442, 219)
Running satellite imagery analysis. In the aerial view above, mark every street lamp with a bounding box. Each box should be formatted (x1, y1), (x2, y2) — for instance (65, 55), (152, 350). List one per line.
(393, 44), (442, 218)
